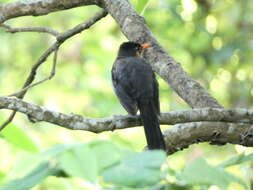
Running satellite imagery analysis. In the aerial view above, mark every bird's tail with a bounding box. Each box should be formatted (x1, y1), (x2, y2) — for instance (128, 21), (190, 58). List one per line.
(138, 100), (166, 150)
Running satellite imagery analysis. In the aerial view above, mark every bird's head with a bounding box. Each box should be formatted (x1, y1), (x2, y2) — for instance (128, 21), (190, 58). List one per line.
(117, 41), (151, 57)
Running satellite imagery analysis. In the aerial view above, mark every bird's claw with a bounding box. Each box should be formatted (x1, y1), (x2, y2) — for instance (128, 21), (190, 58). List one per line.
(109, 114), (125, 131)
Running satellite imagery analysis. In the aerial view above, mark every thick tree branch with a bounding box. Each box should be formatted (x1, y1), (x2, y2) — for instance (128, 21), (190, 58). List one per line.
(0, 96), (252, 154)
(164, 122), (253, 154)
(0, 0), (97, 23)
(0, 0), (221, 109)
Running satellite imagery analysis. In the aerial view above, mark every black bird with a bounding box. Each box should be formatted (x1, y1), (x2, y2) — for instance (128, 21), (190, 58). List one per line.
(111, 41), (166, 150)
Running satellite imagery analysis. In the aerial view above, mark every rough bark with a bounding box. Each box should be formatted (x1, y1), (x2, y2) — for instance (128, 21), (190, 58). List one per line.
(164, 122), (253, 154)
(0, 0), (97, 23)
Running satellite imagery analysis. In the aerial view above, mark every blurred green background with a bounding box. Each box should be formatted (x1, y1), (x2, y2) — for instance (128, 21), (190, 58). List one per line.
(0, 0), (253, 189)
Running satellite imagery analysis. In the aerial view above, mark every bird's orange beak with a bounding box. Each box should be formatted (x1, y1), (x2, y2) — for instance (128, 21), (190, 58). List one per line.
(141, 43), (152, 49)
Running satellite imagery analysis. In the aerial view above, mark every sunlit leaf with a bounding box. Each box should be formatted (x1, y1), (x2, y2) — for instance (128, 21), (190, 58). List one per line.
(0, 162), (57, 190)
(58, 144), (98, 182)
(1, 124), (39, 152)
(177, 158), (248, 190)
(41, 143), (76, 158)
(5, 154), (42, 180)
(89, 140), (121, 172)
(219, 153), (253, 168)
(102, 150), (166, 188)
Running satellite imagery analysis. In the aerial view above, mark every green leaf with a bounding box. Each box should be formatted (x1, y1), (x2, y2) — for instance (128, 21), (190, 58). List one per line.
(218, 153), (253, 168)
(102, 150), (166, 188)
(58, 144), (98, 182)
(5, 154), (43, 180)
(0, 162), (57, 190)
(1, 123), (39, 152)
(41, 144), (76, 158)
(177, 158), (248, 190)
(89, 140), (121, 172)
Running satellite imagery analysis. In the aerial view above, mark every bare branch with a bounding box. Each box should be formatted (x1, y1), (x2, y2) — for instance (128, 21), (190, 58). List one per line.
(0, 96), (252, 153)
(56, 10), (107, 42)
(1, 23), (60, 36)
(0, 0), (98, 23)
(8, 47), (59, 97)
(0, 42), (59, 131)
(0, 10), (107, 130)
(5, 10), (107, 98)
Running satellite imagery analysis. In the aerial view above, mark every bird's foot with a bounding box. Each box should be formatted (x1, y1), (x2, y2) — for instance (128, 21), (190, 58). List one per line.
(109, 114), (125, 131)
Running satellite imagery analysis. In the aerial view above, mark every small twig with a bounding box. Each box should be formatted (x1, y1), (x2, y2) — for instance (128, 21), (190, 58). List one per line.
(8, 46), (59, 97)
(17, 42), (60, 98)
(1, 23), (60, 37)
(57, 10), (108, 42)
(0, 10), (108, 131)
(0, 43), (58, 131)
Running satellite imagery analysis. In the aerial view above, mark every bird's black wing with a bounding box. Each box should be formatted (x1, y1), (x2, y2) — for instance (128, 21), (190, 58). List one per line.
(111, 64), (138, 115)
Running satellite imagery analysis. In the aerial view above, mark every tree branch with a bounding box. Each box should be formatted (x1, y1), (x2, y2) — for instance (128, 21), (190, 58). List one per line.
(8, 47), (59, 97)
(164, 122), (253, 154)
(0, 10), (107, 130)
(1, 23), (60, 36)
(0, 96), (252, 154)
(0, 0), (222, 109)
(0, 0), (98, 23)
(0, 42), (59, 131)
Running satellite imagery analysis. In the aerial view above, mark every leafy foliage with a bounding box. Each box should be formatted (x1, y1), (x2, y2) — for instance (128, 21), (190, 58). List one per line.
(1, 141), (253, 190)
(0, 162), (58, 190)
(177, 158), (248, 189)
(102, 151), (166, 188)
(1, 123), (39, 152)
(218, 153), (253, 168)
(58, 144), (98, 181)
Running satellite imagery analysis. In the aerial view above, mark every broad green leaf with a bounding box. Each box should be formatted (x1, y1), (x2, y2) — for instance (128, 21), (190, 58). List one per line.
(5, 154), (42, 180)
(41, 143), (76, 158)
(5, 144), (76, 180)
(58, 144), (98, 182)
(102, 150), (166, 188)
(110, 134), (135, 149)
(177, 158), (248, 190)
(218, 153), (253, 168)
(89, 140), (121, 172)
(0, 162), (57, 190)
(1, 123), (39, 152)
